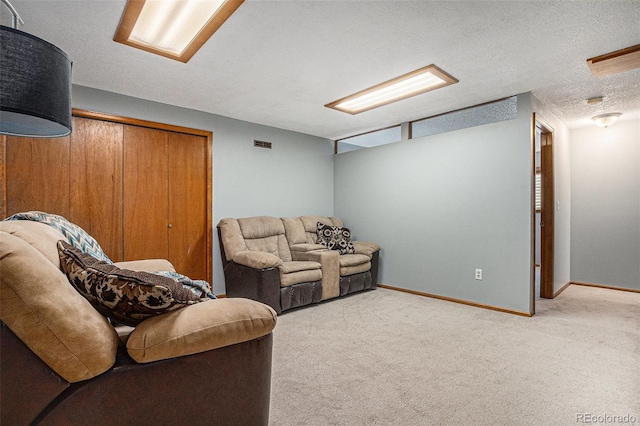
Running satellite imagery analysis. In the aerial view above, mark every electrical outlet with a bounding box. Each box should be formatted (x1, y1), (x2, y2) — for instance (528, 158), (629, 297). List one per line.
(475, 269), (483, 280)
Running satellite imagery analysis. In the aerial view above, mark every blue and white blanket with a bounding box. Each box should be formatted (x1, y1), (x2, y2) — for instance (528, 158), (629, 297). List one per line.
(4, 211), (216, 300)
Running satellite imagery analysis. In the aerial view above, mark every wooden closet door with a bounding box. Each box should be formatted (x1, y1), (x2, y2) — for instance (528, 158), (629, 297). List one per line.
(2, 135), (70, 218)
(69, 117), (124, 261)
(123, 125), (169, 261)
(2, 111), (211, 284)
(168, 132), (207, 281)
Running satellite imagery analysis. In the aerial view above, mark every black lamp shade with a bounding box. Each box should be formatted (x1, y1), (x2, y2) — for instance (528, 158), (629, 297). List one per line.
(0, 25), (72, 138)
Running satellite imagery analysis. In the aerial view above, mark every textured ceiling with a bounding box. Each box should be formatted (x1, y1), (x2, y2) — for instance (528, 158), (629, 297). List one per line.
(3, 1), (639, 140)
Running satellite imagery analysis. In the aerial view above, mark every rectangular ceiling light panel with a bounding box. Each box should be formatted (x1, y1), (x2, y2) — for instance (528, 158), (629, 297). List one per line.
(326, 65), (458, 115)
(114, 0), (244, 63)
(587, 44), (640, 77)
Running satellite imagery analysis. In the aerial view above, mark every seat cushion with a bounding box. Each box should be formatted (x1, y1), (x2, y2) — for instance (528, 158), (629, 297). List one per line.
(338, 253), (370, 267)
(279, 261), (321, 274)
(338, 254), (371, 276)
(278, 261), (322, 287)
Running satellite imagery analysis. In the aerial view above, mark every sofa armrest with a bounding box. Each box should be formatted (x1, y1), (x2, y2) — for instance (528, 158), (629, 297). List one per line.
(353, 241), (381, 257)
(223, 262), (282, 313)
(290, 243), (326, 252)
(292, 250), (340, 300)
(127, 298), (277, 363)
(233, 251), (283, 269)
(114, 259), (176, 273)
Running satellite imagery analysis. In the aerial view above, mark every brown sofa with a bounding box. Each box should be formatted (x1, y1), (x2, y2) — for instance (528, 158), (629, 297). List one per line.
(218, 215), (380, 314)
(0, 220), (277, 425)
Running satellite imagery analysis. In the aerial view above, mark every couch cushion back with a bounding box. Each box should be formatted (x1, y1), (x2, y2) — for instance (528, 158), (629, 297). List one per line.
(219, 216), (292, 262)
(218, 218), (247, 261)
(240, 216), (292, 262)
(281, 217), (306, 246)
(0, 220), (66, 266)
(299, 216), (343, 244)
(0, 221), (119, 383)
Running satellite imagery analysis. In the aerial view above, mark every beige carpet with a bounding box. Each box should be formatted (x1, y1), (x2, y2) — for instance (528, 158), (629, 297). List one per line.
(270, 285), (640, 425)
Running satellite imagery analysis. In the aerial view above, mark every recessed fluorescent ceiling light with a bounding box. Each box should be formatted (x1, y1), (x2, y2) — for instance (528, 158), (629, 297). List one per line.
(587, 44), (640, 78)
(114, 0), (244, 63)
(325, 65), (458, 115)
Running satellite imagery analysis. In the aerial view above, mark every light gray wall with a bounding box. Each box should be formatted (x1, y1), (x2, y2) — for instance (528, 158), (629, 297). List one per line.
(72, 85), (334, 294)
(570, 119), (640, 290)
(334, 93), (534, 313)
(530, 96), (572, 294)
(337, 141), (363, 153)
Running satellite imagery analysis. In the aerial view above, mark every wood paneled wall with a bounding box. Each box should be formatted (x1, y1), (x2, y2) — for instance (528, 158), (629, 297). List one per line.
(1, 110), (213, 284)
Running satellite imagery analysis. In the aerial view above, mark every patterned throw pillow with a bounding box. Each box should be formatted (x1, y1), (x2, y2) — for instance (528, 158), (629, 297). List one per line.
(5, 211), (216, 299)
(316, 222), (356, 255)
(58, 241), (204, 326)
(5, 211), (111, 263)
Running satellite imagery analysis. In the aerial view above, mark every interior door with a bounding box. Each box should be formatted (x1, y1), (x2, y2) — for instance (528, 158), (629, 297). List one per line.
(123, 125), (169, 261)
(539, 130), (555, 298)
(69, 117), (124, 261)
(168, 132), (208, 281)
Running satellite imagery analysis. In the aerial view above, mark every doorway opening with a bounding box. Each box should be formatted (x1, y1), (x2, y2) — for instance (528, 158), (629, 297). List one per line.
(533, 116), (555, 304)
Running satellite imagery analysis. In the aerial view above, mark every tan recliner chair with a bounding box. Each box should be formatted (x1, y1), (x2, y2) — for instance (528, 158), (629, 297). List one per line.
(217, 216), (324, 314)
(0, 220), (276, 425)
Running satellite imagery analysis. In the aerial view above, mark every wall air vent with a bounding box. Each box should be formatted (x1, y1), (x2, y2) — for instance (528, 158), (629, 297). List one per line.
(254, 140), (272, 149)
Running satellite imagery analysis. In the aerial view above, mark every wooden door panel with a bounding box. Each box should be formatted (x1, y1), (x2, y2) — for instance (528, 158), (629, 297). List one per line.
(70, 117), (124, 261)
(123, 126), (169, 261)
(1, 137), (5, 217)
(540, 133), (554, 298)
(168, 133), (207, 281)
(4, 135), (70, 219)
(2, 111), (212, 289)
